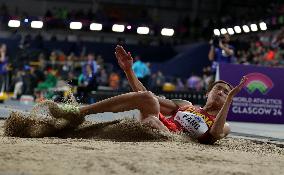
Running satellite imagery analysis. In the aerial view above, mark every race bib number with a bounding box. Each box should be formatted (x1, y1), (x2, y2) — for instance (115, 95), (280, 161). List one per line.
(174, 111), (209, 138)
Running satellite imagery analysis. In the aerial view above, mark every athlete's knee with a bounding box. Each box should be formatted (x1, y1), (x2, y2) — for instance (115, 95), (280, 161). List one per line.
(134, 91), (159, 114)
(136, 91), (156, 102)
(143, 91), (159, 106)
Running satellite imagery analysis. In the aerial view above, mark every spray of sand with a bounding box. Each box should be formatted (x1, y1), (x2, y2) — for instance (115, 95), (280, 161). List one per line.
(3, 99), (191, 142)
(4, 111), (191, 142)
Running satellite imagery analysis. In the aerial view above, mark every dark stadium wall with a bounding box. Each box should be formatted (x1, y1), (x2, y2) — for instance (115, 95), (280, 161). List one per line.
(152, 43), (211, 78)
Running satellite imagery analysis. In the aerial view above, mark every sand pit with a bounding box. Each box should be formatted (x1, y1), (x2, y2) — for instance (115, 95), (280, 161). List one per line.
(0, 118), (284, 175)
(0, 100), (284, 175)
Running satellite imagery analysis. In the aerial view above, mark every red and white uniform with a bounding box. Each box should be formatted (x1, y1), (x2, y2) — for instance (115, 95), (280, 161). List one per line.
(159, 106), (217, 144)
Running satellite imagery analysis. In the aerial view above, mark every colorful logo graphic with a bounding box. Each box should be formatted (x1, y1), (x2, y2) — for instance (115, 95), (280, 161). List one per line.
(244, 73), (274, 95)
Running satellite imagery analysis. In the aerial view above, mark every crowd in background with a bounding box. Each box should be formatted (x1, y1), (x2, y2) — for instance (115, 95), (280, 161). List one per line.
(0, 36), (210, 103)
(208, 29), (284, 68)
(0, 40), (175, 102)
(0, 1), (284, 102)
(0, 26), (282, 103)
(235, 29), (284, 67)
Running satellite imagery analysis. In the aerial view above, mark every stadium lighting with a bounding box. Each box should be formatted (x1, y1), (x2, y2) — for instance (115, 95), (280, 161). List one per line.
(242, 25), (250, 33)
(8, 20), (20, 28)
(112, 24), (125, 32)
(31, 21), (43, 29)
(90, 23), (102, 31)
(234, 26), (242, 33)
(137, 27), (149, 35)
(227, 28), (234, 35)
(213, 29), (220, 36)
(250, 24), (258, 32)
(220, 28), (227, 34)
(259, 22), (267, 31)
(161, 28), (174, 36)
(70, 22), (82, 30)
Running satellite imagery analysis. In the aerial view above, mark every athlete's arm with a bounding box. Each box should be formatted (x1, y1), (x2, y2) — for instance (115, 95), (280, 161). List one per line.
(115, 45), (189, 115)
(209, 76), (247, 139)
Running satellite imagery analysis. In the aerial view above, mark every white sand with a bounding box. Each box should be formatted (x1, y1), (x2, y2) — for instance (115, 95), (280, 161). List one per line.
(0, 120), (284, 175)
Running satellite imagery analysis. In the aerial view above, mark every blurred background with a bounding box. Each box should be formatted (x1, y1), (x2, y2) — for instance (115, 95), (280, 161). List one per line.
(0, 0), (283, 106)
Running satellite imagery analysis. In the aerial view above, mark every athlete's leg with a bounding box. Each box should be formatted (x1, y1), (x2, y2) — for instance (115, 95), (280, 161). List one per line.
(80, 91), (157, 117)
(47, 91), (169, 131)
(79, 91), (169, 131)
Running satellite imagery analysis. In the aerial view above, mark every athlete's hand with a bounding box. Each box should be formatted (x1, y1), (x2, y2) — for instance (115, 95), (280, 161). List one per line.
(178, 104), (194, 111)
(228, 76), (248, 99)
(115, 45), (133, 72)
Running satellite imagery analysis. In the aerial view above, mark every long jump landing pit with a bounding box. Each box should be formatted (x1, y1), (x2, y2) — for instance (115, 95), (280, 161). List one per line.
(0, 118), (283, 175)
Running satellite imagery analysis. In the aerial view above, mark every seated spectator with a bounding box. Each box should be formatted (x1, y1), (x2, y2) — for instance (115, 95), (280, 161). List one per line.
(97, 68), (108, 86)
(264, 47), (276, 61)
(0, 44), (8, 92)
(150, 71), (165, 92)
(22, 65), (37, 95)
(11, 70), (24, 99)
(36, 68), (58, 90)
(77, 65), (97, 103)
(174, 78), (185, 91)
(186, 73), (203, 91)
(132, 56), (148, 85)
(96, 54), (104, 70)
(109, 72), (120, 90)
(86, 53), (98, 75)
(78, 65), (96, 88)
(202, 66), (213, 90)
(34, 68), (58, 101)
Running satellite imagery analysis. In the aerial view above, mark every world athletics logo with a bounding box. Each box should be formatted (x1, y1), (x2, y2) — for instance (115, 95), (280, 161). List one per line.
(244, 73), (274, 95)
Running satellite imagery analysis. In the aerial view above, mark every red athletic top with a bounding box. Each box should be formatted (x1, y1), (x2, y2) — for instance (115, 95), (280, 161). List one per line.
(159, 106), (217, 144)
